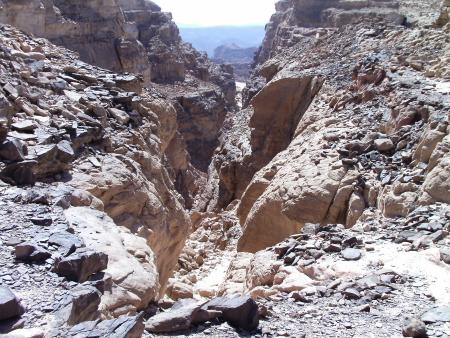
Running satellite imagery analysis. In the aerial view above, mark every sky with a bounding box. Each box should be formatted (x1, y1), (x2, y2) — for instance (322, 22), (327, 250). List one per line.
(156, 0), (278, 27)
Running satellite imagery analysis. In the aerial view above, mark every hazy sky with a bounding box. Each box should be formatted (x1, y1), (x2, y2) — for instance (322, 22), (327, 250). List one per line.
(156, 0), (277, 26)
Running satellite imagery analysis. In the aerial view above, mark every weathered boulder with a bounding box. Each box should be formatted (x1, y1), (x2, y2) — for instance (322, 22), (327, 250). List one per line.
(145, 300), (215, 333)
(402, 318), (428, 338)
(70, 152), (190, 302)
(15, 243), (51, 263)
(421, 154), (450, 204)
(145, 296), (259, 333)
(245, 251), (280, 290)
(0, 287), (25, 321)
(64, 207), (160, 316)
(205, 296), (259, 331)
(0, 138), (26, 161)
(166, 280), (194, 301)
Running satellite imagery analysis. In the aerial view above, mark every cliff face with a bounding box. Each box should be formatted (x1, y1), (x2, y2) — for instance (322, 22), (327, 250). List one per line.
(168, 6), (450, 337)
(213, 44), (259, 81)
(255, 0), (405, 65)
(0, 0), (236, 185)
(200, 0), (450, 252)
(0, 0), (151, 82)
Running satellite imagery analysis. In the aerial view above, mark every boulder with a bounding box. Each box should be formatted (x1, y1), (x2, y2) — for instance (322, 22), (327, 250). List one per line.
(402, 318), (427, 338)
(15, 243), (51, 263)
(63, 208), (162, 316)
(30, 141), (75, 177)
(246, 251), (280, 289)
(0, 287), (25, 321)
(205, 296), (259, 331)
(108, 108), (130, 125)
(166, 281), (194, 300)
(0, 160), (36, 185)
(374, 138), (394, 152)
(341, 248), (362, 261)
(53, 285), (101, 326)
(0, 138), (26, 161)
(421, 154), (450, 204)
(145, 301), (216, 333)
(53, 248), (108, 283)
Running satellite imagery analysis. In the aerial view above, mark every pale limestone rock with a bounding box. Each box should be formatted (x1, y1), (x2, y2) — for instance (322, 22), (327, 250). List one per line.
(379, 182), (419, 217)
(166, 280), (194, 300)
(414, 128), (446, 164)
(272, 266), (316, 293)
(421, 153), (450, 203)
(70, 153), (190, 297)
(218, 253), (253, 296)
(346, 193), (366, 228)
(246, 251), (281, 290)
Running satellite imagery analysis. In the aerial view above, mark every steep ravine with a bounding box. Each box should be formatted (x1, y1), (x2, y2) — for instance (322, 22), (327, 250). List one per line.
(0, 0), (450, 337)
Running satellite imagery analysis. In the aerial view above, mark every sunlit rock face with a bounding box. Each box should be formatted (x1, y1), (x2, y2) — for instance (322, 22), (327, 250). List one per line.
(0, 0), (152, 83)
(255, 0), (404, 65)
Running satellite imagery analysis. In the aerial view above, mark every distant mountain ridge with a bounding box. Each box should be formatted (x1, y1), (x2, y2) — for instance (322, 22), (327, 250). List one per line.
(179, 25), (265, 57)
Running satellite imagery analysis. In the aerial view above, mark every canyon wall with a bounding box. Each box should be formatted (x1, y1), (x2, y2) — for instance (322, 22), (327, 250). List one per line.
(199, 0), (450, 253)
(0, 0), (449, 336)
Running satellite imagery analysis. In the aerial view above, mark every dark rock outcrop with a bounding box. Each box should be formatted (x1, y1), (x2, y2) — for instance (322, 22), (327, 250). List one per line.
(53, 248), (108, 283)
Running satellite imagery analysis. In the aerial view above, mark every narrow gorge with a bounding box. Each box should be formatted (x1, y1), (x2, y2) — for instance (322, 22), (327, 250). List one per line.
(0, 0), (449, 337)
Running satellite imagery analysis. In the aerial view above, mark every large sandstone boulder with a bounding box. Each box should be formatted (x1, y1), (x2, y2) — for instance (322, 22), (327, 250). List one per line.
(249, 69), (324, 169)
(70, 152), (190, 298)
(65, 207), (160, 317)
(421, 153), (450, 204)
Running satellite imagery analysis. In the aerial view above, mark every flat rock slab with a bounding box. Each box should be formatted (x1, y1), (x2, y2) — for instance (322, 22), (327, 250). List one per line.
(11, 120), (37, 132)
(341, 248), (362, 261)
(145, 302), (205, 333)
(421, 306), (450, 323)
(49, 314), (144, 338)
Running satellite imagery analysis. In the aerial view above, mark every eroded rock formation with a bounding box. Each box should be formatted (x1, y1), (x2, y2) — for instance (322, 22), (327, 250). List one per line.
(0, 0), (236, 184)
(0, 23), (192, 335)
(1, 0), (450, 337)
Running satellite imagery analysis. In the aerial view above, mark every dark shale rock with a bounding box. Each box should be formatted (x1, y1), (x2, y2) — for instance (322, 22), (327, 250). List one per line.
(53, 248), (108, 283)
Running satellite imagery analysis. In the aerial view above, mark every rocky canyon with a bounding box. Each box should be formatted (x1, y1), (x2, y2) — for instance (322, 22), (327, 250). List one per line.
(0, 0), (449, 337)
